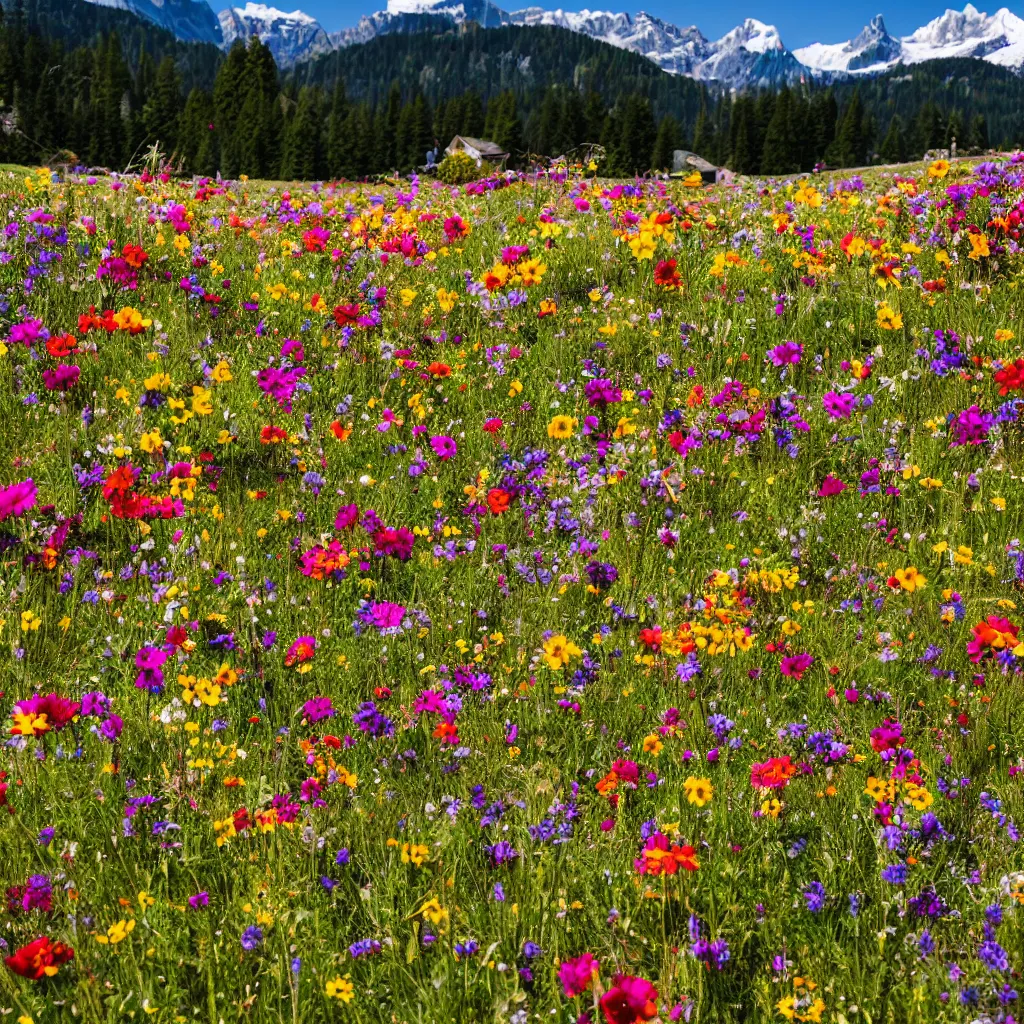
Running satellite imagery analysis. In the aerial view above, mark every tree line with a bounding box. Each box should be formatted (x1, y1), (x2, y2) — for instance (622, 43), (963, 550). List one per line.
(0, 0), (1019, 178)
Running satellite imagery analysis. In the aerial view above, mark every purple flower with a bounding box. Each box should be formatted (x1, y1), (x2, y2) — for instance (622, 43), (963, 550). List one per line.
(189, 892), (209, 909)
(430, 435), (457, 460)
(240, 926), (263, 950)
(768, 341), (803, 366)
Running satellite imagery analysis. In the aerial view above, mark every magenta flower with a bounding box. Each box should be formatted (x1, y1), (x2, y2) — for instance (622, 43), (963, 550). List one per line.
(822, 391), (856, 419)
(42, 365), (80, 391)
(430, 435), (457, 460)
(817, 475), (847, 497)
(558, 952), (600, 997)
(780, 652), (814, 680)
(768, 341), (803, 366)
(0, 479), (37, 521)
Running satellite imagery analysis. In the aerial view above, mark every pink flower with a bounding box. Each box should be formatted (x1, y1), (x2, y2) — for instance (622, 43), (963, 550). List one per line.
(430, 435), (457, 460)
(817, 475), (846, 498)
(780, 653), (814, 680)
(559, 952), (600, 997)
(0, 479), (37, 521)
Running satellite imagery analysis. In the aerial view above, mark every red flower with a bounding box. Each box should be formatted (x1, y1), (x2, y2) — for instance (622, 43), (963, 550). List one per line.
(600, 974), (658, 1024)
(994, 359), (1024, 396)
(482, 418), (503, 434)
(45, 333), (78, 359)
(750, 755), (797, 790)
(486, 488), (511, 515)
(654, 259), (682, 289)
(5, 936), (74, 979)
(427, 362), (451, 378)
(332, 304), (360, 327)
(638, 627), (663, 652)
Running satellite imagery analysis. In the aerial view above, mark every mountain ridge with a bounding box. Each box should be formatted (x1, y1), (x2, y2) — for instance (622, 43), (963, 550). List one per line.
(79, 0), (1024, 89)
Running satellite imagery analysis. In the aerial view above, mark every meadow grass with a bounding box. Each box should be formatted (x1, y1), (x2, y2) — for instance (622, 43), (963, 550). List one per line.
(0, 159), (1021, 1023)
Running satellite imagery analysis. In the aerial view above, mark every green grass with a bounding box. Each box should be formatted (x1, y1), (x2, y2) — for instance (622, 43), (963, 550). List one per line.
(0, 158), (1020, 1024)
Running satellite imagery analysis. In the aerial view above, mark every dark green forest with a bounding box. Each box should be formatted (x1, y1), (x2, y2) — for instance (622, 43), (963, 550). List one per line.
(0, 0), (1022, 178)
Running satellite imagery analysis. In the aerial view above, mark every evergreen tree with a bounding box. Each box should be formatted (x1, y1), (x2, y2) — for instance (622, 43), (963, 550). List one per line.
(691, 100), (712, 158)
(828, 89), (865, 168)
(142, 55), (182, 157)
(280, 85), (323, 180)
(760, 86), (797, 174)
(651, 114), (681, 172)
(970, 113), (989, 153)
(325, 80), (348, 177)
(879, 114), (907, 164)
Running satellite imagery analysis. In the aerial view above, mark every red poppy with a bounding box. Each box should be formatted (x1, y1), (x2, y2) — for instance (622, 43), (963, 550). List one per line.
(428, 362), (451, 378)
(5, 936), (74, 979)
(486, 488), (511, 515)
(994, 359), (1024, 396)
(45, 333), (78, 358)
(260, 425), (288, 444)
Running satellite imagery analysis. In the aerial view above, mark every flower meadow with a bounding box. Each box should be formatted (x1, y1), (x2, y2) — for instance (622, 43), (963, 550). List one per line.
(2, 156), (1024, 1024)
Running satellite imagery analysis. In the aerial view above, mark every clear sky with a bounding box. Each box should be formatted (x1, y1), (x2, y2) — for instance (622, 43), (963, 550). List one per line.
(273, 0), (1011, 50)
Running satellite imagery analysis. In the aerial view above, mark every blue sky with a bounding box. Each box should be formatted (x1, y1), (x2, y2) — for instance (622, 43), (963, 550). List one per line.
(284, 0), (1000, 49)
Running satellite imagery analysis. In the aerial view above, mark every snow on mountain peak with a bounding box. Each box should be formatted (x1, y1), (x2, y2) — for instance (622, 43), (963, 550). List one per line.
(196, 2), (1024, 83)
(235, 2), (318, 24)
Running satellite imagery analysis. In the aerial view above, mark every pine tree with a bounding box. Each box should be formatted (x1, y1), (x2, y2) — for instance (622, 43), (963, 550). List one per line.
(142, 55), (182, 158)
(760, 86), (797, 175)
(212, 41), (248, 176)
(325, 80), (348, 178)
(879, 114), (906, 164)
(945, 108), (965, 151)
(728, 95), (757, 174)
(691, 100), (712, 158)
(280, 85), (323, 180)
(617, 93), (656, 174)
(651, 114), (681, 172)
(828, 89), (865, 169)
(970, 113), (989, 153)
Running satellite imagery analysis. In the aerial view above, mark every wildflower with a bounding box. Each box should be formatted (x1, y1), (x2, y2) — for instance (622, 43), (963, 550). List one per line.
(684, 776), (714, 807)
(4, 937), (74, 979)
(599, 974), (658, 1024)
(325, 976), (355, 1002)
(542, 634), (582, 670)
(559, 953), (599, 997)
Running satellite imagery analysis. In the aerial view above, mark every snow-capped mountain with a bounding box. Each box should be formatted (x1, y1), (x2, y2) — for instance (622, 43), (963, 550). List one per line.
(219, 3), (333, 64)
(795, 5), (1024, 74)
(84, 0), (223, 43)
(793, 15), (902, 73)
(330, 0), (508, 47)
(508, 9), (712, 75)
(115, 0), (1024, 82)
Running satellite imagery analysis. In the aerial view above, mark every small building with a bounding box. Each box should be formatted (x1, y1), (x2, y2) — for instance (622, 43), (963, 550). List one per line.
(445, 135), (509, 168)
(671, 150), (720, 184)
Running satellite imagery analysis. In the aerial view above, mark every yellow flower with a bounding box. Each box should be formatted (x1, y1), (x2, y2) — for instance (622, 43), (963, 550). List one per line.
(210, 360), (233, 383)
(969, 232), (990, 261)
(903, 783), (934, 811)
(436, 288), (458, 313)
(95, 919), (136, 945)
(893, 567), (926, 593)
(10, 711), (49, 737)
(139, 428), (163, 454)
(542, 634), (581, 670)
(401, 842), (429, 867)
(954, 545), (973, 566)
(642, 733), (663, 757)
(684, 776), (714, 808)
(876, 304), (903, 330)
(761, 798), (783, 819)
(927, 159), (950, 179)
(20, 609), (41, 632)
(191, 386), (213, 416)
(417, 896), (449, 927)
(996, 329), (1015, 343)
(325, 976), (354, 1003)
(400, 288), (418, 307)
(864, 776), (895, 803)
(547, 415), (575, 439)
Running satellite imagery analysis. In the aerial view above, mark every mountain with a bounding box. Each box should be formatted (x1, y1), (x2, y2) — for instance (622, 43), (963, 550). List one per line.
(219, 2), (332, 64)
(508, 9), (712, 75)
(330, 0), (509, 47)
(83, 0), (223, 43)
(795, 5), (1024, 75)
